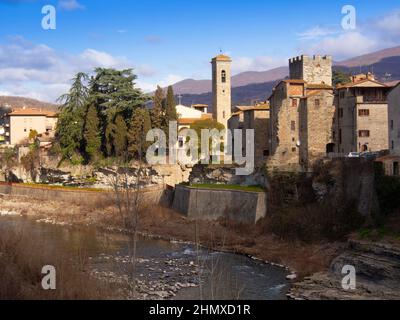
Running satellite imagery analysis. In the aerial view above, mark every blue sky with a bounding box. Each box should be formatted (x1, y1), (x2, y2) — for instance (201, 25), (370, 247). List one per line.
(1, 0), (400, 102)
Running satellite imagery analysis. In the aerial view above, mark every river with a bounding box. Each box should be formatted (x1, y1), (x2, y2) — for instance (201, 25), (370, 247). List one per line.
(0, 215), (290, 300)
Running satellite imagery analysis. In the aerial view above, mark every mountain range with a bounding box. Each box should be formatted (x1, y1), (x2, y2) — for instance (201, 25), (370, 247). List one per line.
(177, 46), (400, 108)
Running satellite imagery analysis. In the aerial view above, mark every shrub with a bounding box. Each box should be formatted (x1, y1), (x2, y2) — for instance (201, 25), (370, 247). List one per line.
(268, 200), (365, 243)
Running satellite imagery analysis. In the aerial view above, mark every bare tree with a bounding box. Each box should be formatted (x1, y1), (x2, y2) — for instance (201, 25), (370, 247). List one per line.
(109, 149), (149, 299)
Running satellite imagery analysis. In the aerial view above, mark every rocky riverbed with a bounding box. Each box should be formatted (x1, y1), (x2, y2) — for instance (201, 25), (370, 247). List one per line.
(90, 254), (200, 300)
(289, 239), (400, 300)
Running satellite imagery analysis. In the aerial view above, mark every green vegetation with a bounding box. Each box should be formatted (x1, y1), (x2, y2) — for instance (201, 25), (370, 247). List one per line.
(189, 118), (225, 155)
(188, 183), (265, 193)
(55, 69), (179, 165)
(333, 69), (351, 86)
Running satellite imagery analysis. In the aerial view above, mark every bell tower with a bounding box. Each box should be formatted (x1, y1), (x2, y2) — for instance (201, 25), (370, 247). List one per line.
(211, 54), (232, 130)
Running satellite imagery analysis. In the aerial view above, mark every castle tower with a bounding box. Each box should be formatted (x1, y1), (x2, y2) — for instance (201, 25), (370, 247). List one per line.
(211, 54), (232, 130)
(289, 55), (332, 85)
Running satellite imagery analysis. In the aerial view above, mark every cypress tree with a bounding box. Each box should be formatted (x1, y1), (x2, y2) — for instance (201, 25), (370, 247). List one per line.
(128, 108), (152, 159)
(83, 103), (101, 161)
(165, 85), (178, 123)
(113, 114), (128, 158)
(151, 86), (165, 130)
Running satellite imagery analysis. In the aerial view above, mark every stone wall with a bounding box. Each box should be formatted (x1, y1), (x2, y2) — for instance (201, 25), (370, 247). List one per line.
(0, 183), (172, 208)
(388, 84), (400, 155)
(299, 90), (335, 169)
(172, 184), (267, 224)
(289, 55), (333, 85)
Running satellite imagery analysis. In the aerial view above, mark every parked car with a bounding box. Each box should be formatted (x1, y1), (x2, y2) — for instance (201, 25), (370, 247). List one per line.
(361, 152), (379, 160)
(347, 152), (360, 158)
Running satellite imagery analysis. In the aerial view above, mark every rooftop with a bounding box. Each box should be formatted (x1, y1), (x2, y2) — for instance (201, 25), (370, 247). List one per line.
(178, 113), (213, 125)
(212, 54), (232, 62)
(7, 108), (58, 117)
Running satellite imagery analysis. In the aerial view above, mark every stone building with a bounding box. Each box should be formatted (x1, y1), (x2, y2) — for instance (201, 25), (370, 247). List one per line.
(377, 82), (400, 176)
(388, 82), (400, 156)
(268, 55), (335, 171)
(212, 54), (232, 130)
(228, 103), (270, 166)
(334, 73), (392, 154)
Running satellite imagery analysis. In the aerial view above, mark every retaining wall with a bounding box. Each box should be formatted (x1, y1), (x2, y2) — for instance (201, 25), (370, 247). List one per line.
(172, 185), (267, 224)
(0, 183), (172, 208)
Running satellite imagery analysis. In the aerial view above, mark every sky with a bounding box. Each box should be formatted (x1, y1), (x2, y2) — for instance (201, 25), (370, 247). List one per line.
(0, 0), (400, 102)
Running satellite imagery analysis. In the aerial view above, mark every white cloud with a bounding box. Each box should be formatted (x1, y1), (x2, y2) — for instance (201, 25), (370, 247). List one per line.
(232, 56), (287, 74)
(297, 26), (338, 40)
(136, 74), (185, 93)
(304, 32), (377, 59)
(79, 49), (128, 68)
(376, 10), (400, 35)
(58, 0), (85, 11)
(297, 8), (400, 60)
(0, 37), (158, 102)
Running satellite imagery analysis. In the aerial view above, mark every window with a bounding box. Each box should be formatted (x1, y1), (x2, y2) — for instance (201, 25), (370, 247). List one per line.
(291, 121), (296, 131)
(292, 147), (297, 152)
(359, 130), (370, 138)
(221, 70), (226, 83)
(338, 108), (344, 118)
(314, 99), (320, 107)
(292, 99), (298, 107)
(263, 150), (270, 157)
(178, 137), (184, 148)
(359, 109), (370, 117)
(391, 120), (394, 130)
(339, 129), (342, 144)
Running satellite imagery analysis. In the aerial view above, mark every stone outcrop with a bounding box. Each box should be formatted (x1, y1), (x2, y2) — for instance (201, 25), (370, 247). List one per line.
(2, 164), (191, 189)
(189, 164), (266, 187)
(289, 239), (400, 300)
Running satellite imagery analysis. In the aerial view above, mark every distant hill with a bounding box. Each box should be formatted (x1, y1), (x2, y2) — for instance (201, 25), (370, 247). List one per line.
(0, 96), (58, 112)
(175, 46), (400, 108)
(172, 66), (288, 95)
(180, 80), (278, 111)
(335, 49), (400, 82)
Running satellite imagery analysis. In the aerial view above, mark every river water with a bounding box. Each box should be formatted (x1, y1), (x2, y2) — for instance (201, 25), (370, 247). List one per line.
(0, 216), (289, 300)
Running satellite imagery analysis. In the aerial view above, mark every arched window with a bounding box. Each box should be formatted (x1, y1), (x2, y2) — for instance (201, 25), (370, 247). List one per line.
(221, 70), (226, 83)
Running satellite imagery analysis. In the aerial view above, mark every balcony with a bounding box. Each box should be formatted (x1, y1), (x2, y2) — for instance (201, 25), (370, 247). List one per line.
(356, 96), (387, 104)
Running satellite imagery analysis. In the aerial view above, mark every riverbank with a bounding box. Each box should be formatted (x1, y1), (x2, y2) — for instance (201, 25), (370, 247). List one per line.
(0, 193), (344, 280)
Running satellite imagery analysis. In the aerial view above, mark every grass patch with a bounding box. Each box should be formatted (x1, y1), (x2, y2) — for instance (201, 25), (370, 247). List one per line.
(189, 183), (265, 193)
(6, 182), (106, 193)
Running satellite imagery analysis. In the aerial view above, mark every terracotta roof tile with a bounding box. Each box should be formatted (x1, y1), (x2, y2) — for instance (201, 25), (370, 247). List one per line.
(8, 109), (58, 117)
(212, 54), (232, 62)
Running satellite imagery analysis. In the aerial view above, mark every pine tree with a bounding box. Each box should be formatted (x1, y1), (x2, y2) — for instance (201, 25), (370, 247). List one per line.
(83, 103), (101, 161)
(151, 86), (165, 130)
(128, 108), (152, 159)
